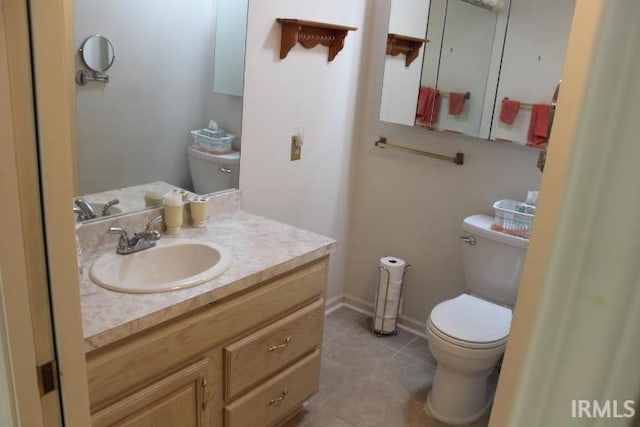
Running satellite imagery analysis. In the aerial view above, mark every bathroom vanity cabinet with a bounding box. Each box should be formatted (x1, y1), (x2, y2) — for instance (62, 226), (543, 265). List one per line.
(86, 258), (328, 427)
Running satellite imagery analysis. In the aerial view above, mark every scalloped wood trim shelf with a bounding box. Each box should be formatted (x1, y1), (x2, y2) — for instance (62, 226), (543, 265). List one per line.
(386, 34), (428, 67)
(276, 19), (358, 62)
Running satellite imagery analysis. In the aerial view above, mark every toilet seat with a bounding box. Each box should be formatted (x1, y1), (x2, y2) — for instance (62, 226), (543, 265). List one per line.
(428, 320), (507, 350)
(428, 294), (512, 349)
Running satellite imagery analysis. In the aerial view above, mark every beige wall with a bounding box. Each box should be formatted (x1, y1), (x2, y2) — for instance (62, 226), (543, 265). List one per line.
(344, 1), (542, 325)
(240, 0), (368, 301)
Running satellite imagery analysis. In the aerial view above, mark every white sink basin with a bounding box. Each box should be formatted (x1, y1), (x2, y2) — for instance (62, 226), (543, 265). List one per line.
(90, 239), (232, 293)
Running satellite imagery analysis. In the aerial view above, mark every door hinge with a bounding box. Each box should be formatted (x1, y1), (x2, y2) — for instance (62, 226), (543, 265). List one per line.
(37, 360), (58, 396)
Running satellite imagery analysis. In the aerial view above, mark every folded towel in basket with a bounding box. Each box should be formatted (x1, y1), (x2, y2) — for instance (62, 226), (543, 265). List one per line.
(515, 203), (537, 215)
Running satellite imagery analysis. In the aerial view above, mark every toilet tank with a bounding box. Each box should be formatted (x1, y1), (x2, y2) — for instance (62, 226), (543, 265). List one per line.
(188, 146), (240, 195)
(461, 215), (529, 306)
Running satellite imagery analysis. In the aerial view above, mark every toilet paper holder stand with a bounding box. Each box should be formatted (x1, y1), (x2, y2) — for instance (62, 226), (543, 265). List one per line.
(371, 263), (411, 337)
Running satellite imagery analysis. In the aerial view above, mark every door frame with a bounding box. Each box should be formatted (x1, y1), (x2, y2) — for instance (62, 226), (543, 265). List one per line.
(1, 1), (56, 424)
(492, 0), (640, 425)
(11, 0), (640, 425)
(1, 0), (91, 425)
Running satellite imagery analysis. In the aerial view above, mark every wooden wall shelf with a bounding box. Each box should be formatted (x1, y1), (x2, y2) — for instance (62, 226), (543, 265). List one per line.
(276, 19), (357, 62)
(386, 34), (428, 67)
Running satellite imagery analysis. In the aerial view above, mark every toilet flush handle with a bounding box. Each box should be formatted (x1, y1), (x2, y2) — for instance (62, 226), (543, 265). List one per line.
(219, 167), (232, 174)
(459, 236), (477, 246)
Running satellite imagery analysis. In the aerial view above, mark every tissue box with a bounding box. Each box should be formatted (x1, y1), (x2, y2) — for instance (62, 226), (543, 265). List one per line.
(492, 199), (534, 239)
(190, 128), (234, 154)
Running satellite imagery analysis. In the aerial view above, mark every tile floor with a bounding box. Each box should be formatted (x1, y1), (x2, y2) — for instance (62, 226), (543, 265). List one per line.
(282, 307), (491, 427)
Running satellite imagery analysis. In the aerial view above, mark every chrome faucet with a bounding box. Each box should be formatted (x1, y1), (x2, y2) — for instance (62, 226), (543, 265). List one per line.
(108, 215), (163, 255)
(74, 198), (97, 221)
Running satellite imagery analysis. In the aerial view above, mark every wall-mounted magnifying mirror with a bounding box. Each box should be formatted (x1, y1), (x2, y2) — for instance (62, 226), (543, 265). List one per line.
(76, 34), (115, 85)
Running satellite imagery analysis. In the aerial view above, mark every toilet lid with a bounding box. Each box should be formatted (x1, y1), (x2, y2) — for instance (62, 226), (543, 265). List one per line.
(430, 294), (512, 344)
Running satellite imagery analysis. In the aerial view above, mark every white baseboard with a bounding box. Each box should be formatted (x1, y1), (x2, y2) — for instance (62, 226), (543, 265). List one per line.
(325, 294), (428, 339)
(324, 294), (344, 315)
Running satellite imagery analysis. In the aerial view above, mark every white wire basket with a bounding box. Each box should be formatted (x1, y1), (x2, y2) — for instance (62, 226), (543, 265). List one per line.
(492, 199), (534, 239)
(190, 128), (234, 154)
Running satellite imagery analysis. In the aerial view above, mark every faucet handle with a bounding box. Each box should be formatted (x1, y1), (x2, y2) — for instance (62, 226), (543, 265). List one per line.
(144, 230), (161, 242)
(102, 199), (120, 217)
(108, 227), (129, 250)
(108, 226), (127, 236)
(146, 215), (164, 231)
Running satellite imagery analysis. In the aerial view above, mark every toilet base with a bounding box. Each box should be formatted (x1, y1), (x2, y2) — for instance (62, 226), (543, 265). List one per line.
(424, 367), (498, 425)
(424, 390), (493, 425)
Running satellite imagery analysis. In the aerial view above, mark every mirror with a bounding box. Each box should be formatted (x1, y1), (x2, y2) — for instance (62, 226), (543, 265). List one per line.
(73, 0), (248, 222)
(380, 0), (576, 147)
(213, 0), (248, 96)
(76, 34), (116, 85)
(419, 0), (500, 137)
(79, 35), (115, 72)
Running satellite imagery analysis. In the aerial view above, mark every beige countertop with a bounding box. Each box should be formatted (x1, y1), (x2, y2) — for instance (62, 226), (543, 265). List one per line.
(79, 205), (336, 353)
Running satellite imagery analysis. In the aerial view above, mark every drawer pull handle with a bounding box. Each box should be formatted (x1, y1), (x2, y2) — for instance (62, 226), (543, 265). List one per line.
(267, 389), (289, 407)
(268, 336), (293, 352)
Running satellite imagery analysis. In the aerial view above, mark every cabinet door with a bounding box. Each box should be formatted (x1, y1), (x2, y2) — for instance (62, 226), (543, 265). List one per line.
(213, 0), (248, 96)
(490, 0), (576, 144)
(91, 358), (212, 427)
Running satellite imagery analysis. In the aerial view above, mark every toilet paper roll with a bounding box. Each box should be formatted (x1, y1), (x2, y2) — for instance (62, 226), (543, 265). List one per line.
(379, 256), (406, 300)
(380, 256), (407, 279)
(374, 256), (407, 333)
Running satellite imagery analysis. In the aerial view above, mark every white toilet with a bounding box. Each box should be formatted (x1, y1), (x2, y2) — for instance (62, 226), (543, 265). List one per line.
(187, 146), (240, 195)
(425, 214), (529, 425)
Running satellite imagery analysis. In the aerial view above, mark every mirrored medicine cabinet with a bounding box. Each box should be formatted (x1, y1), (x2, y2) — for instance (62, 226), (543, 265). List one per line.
(379, 0), (576, 148)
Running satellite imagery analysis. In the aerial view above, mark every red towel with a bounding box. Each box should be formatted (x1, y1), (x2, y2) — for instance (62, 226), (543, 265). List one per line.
(527, 104), (552, 148)
(500, 99), (520, 124)
(448, 92), (466, 115)
(416, 86), (441, 125)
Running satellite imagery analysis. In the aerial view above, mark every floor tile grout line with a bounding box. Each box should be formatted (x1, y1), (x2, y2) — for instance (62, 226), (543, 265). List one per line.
(333, 412), (358, 427)
(327, 308), (428, 362)
(396, 335), (418, 351)
(396, 349), (438, 369)
(300, 312), (444, 427)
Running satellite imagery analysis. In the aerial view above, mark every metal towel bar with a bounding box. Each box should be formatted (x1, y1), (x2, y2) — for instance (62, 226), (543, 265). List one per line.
(440, 91), (471, 100)
(502, 97), (557, 110)
(374, 137), (464, 166)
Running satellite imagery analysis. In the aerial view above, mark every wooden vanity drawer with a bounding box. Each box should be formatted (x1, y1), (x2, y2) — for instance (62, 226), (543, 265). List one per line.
(224, 349), (321, 427)
(87, 258), (328, 412)
(224, 298), (324, 400)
